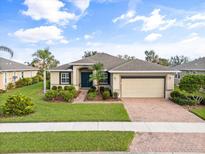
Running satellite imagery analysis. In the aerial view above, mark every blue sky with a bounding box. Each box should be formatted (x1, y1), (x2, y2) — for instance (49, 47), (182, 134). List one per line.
(0, 0), (205, 64)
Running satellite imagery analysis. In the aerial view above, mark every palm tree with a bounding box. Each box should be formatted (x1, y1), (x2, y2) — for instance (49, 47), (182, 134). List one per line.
(0, 46), (14, 57)
(89, 63), (106, 94)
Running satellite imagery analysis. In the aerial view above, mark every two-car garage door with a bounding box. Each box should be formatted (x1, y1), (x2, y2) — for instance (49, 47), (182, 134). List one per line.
(121, 77), (165, 98)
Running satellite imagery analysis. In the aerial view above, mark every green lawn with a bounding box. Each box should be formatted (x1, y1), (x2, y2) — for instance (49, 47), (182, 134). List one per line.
(0, 83), (130, 122)
(0, 131), (134, 153)
(191, 107), (205, 120)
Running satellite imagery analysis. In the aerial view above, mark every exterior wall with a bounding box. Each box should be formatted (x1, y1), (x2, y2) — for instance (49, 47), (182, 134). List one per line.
(111, 73), (175, 99)
(0, 70), (38, 90)
(50, 71), (73, 89)
(0, 73), (3, 90)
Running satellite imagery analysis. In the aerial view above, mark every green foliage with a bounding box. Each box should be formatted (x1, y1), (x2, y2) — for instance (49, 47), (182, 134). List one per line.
(7, 83), (15, 90)
(64, 85), (75, 91)
(59, 91), (75, 103)
(102, 90), (110, 100)
(52, 86), (57, 90)
(2, 94), (34, 116)
(83, 51), (98, 58)
(170, 55), (189, 66)
(179, 75), (205, 93)
(15, 78), (33, 88)
(87, 91), (97, 100)
(170, 90), (197, 106)
(44, 90), (58, 101)
(57, 86), (63, 91)
(32, 76), (40, 84)
(113, 92), (119, 99)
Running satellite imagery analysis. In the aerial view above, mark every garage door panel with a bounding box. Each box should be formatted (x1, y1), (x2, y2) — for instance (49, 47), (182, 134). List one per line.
(121, 78), (164, 98)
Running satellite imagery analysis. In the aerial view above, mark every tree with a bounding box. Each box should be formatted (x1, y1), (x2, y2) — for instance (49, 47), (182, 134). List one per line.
(158, 58), (170, 66)
(83, 51), (98, 58)
(89, 63), (106, 94)
(31, 48), (59, 71)
(0, 46), (13, 57)
(170, 55), (189, 66)
(145, 50), (159, 63)
(117, 54), (136, 61)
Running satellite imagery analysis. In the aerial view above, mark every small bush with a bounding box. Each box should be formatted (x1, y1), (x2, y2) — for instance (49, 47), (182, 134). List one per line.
(0, 90), (6, 94)
(57, 86), (63, 91)
(52, 86), (57, 90)
(170, 90), (197, 106)
(102, 90), (110, 100)
(45, 90), (58, 101)
(64, 85), (75, 91)
(32, 76), (39, 84)
(100, 87), (105, 93)
(179, 75), (204, 93)
(113, 92), (119, 99)
(88, 86), (96, 93)
(22, 78), (33, 86)
(59, 91), (75, 103)
(87, 91), (97, 100)
(15, 79), (24, 88)
(2, 94), (34, 116)
(7, 83), (15, 90)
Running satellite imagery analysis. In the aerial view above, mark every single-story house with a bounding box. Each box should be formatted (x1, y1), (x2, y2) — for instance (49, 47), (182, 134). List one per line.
(50, 53), (177, 99)
(0, 57), (38, 90)
(172, 57), (205, 84)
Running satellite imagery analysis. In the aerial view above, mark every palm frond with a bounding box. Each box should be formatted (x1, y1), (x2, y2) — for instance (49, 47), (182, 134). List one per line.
(0, 46), (14, 57)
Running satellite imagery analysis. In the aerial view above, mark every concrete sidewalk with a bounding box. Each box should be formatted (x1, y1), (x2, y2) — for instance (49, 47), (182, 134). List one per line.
(0, 122), (205, 133)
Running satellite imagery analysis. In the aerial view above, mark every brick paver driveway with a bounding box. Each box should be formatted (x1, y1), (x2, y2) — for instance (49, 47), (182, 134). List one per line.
(123, 98), (203, 122)
(130, 133), (205, 152)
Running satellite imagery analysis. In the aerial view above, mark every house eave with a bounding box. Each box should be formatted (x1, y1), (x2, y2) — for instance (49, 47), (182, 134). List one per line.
(69, 63), (95, 65)
(48, 69), (73, 72)
(0, 69), (39, 72)
(109, 70), (180, 73)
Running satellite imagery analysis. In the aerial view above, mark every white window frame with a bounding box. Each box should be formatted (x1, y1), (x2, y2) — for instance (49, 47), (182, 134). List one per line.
(61, 72), (70, 84)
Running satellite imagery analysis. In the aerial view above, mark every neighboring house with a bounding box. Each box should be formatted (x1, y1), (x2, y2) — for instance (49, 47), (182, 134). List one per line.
(50, 53), (176, 99)
(0, 57), (38, 90)
(172, 57), (205, 84)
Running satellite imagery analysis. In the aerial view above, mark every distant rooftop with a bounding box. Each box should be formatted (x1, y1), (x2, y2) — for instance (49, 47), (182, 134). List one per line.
(0, 57), (38, 71)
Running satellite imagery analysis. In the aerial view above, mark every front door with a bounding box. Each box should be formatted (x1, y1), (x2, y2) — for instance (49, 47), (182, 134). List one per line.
(81, 72), (93, 88)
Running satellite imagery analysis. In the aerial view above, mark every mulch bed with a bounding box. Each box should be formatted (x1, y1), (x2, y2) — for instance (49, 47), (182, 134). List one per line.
(85, 94), (121, 102)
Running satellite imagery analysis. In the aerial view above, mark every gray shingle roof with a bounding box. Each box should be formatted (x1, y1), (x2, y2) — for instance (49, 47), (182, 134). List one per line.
(172, 57), (205, 71)
(56, 53), (126, 70)
(0, 57), (38, 71)
(110, 58), (175, 72)
(50, 63), (72, 70)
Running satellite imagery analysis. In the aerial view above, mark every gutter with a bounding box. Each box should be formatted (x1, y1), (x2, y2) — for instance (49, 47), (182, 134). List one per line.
(108, 70), (181, 73)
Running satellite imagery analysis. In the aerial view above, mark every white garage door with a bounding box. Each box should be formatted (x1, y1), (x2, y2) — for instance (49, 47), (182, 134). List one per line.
(121, 78), (164, 98)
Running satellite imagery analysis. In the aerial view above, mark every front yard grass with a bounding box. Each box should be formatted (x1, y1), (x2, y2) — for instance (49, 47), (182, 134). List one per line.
(191, 107), (205, 120)
(0, 83), (130, 122)
(0, 131), (134, 153)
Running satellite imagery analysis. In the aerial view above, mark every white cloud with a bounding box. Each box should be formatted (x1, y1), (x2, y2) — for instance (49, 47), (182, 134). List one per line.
(22, 0), (77, 25)
(69, 0), (90, 13)
(187, 13), (205, 21)
(84, 32), (95, 40)
(113, 9), (176, 31)
(144, 33), (162, 42)
(180, 33), (200, 43)
(13, 26), (68, 44)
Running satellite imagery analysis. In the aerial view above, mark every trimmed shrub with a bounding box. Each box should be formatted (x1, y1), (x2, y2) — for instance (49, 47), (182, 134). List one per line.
(64, 85), (75, 91)
(102, 90), (110, 100)
(52, 86), (57, 90)
(113, 92), (119, 99)
(15, 79), (24, 88)
(7, 83), (15, 90)
(22, 78), (33, 86)
(170, 90), (197, 106)
(2, 94), (34, 116)
(45, 90), (58, 101)
(88, 86), (96, 93)
(59, 91), (75, 103)
(87, 91), (97, 100)
(57, 86), (63, 91)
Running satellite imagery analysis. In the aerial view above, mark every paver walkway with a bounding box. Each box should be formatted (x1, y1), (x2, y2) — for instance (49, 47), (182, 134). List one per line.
(74, 90), (88, 102)
(0, 122), (205, 133)
(130, 133), (205, 153)
(123, 98), (203, 122)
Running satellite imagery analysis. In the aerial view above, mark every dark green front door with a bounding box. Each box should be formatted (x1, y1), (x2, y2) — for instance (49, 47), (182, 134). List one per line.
(81, 72), (92, 88)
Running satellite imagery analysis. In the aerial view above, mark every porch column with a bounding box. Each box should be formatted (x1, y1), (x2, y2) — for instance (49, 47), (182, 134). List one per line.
(73, 66), (79, 90)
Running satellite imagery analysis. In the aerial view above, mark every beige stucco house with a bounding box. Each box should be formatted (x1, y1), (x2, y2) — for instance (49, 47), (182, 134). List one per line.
(50, 53), (177, 99)
(0, 57), (38, 90)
